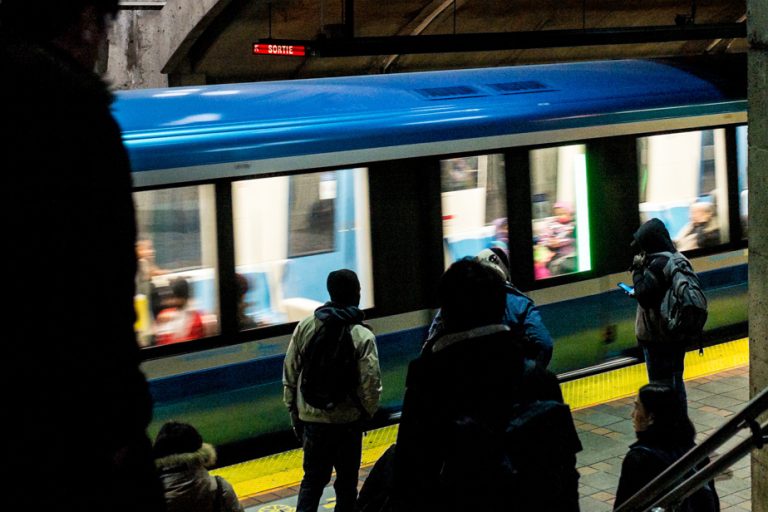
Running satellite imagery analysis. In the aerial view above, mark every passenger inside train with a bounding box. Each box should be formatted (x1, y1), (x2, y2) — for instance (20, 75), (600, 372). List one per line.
(675, 200), (721, 251)
(154, 277), (206, 346)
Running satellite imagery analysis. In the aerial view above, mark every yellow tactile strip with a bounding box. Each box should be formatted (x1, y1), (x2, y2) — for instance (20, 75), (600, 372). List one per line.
(212, 337), (748, 499)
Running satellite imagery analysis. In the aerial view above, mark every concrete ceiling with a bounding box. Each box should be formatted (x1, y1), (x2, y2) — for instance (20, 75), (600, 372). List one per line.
(170, 0), (747, 85)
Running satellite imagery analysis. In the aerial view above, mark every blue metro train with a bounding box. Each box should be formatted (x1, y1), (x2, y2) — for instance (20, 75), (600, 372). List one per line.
(113, 55), (749, 461)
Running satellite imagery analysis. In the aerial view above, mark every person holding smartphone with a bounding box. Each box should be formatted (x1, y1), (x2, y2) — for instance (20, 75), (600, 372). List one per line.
(629, 218), (688, 408)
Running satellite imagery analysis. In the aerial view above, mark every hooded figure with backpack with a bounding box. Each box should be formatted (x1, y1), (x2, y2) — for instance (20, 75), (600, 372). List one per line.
(283, 269), (382, 512)
(630, 218), (707, 406)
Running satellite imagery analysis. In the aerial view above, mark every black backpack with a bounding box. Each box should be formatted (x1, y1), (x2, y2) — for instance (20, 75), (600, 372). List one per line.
(654, 251), (708, 340)
(300, 319), (360, 410)
(438, 398), (582, 511)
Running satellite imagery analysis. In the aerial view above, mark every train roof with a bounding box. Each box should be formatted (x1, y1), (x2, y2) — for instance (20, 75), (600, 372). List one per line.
(113, 57), (746, 182)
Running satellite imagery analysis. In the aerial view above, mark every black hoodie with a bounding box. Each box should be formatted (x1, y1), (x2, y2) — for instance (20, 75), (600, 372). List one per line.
(631, 219), (677, 343)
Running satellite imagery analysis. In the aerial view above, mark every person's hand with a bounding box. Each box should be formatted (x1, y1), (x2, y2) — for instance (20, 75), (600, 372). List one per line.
(631, 253), (646, 270)
(291, 412), (304, 442)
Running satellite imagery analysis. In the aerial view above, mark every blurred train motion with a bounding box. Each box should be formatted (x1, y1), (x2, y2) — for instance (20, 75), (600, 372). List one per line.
(113, 55), (748, 460)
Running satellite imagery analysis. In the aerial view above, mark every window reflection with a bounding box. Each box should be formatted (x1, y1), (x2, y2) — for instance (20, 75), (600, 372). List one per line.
(736, 125), (748, 237)
(233, 168), (373, 329)
(531, 145), (590, 280)
(638, 129), (729, 251)
(134, 185), (218, 347)
(440, 154), (507, 267)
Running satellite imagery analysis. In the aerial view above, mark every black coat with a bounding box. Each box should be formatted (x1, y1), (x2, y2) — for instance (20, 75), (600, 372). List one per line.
(392, 326), (580, 511)
(613, 428), (721, 512)
(1, 35), (162, 511)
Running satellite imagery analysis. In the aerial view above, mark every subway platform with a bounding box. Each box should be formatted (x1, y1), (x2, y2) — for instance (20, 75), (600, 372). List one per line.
(213, 338), (753, 512)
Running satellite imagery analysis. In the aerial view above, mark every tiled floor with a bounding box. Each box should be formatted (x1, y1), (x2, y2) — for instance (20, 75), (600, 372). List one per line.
(243, 365), (753, 511)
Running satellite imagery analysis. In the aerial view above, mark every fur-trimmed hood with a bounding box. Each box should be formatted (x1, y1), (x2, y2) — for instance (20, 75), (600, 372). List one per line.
(155, 443), (217, 471)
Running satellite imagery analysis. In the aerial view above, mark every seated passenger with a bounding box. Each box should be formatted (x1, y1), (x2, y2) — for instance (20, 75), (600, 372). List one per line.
(155, 277), (205, 345)
(153, 421), (244, 512)
(539, 202), (576, 275)
(675, 201), (720, 251)
(614, 384), (718, 511)
(427, 247), (554, 368)
(394, 258), (579, 511)
(235, 273), (260, 330)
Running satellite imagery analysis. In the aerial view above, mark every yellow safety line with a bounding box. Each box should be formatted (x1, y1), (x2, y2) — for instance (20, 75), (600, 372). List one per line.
(564, 337), (748, 411)
(213, 337), (749, 499)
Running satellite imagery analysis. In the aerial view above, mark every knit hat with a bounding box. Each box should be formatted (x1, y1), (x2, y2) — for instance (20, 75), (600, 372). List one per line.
(477, 247), (511, 283)
(153, 421), (203, 460)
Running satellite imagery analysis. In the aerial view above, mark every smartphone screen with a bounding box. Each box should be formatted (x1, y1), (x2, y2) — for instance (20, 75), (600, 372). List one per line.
(617, 282), (635, 295)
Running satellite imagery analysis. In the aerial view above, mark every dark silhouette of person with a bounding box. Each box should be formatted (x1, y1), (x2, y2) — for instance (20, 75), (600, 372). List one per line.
(1, 1), (164, 510)
(427, 247), (554, 369)
(393, 258), (580, 511)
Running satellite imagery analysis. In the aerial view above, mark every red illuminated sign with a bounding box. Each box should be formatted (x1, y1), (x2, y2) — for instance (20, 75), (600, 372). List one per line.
(253, 43), (307, 57)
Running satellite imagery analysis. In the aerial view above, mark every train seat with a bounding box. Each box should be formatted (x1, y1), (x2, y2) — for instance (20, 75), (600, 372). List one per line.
(243, 270), (287, 325)
(445, 231), (496, 262)
(282, 297), (323, 322)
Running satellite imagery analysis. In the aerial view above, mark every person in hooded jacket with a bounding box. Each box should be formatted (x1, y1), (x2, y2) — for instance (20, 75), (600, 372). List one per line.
(427, 247), (554, 368)
(283, 269), (382, 512)
(631, 218), (688, 404)
(154, 421), (244, 512)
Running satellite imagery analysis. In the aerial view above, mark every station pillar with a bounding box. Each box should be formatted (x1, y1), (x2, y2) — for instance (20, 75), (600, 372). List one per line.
(105, 0), (228, 90)
(748, 0), (768, 509)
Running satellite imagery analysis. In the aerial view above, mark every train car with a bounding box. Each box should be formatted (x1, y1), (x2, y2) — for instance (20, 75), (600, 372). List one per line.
(113, 55), (748, 462)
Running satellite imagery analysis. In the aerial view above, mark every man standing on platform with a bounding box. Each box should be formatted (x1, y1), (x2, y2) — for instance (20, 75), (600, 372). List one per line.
(283, 269), (382, 512)
(0, 1), (164, 510)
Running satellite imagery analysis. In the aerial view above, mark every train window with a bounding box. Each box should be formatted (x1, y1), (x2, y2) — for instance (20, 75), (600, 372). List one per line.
(736, 125), (748, 237)
(638, 129), (730, 251)
(232, 168), (373, 329)
(288, 172), (336, 257)
(530, 144), (591, 280)
(134, 185), (219, 347)
(440, 154), (507, 266)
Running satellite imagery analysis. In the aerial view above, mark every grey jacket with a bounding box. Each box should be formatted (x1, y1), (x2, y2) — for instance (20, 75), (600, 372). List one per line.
(155, 444), (243, 512)
(283, 304), (382, 424)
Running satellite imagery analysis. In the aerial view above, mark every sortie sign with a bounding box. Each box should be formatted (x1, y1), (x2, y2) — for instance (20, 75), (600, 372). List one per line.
(252, 43), (307, 56)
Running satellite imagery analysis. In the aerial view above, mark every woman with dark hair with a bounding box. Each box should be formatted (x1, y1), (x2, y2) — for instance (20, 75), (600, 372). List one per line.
(614, 384), (718, 511)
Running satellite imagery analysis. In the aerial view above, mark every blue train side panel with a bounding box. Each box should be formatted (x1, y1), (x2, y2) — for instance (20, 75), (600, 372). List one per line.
(113, 60), (743, 174)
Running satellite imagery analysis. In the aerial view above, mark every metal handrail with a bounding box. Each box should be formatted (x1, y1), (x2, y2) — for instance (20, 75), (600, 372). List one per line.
(614, 385), (768, 512)
(652, 421), (767, 511)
